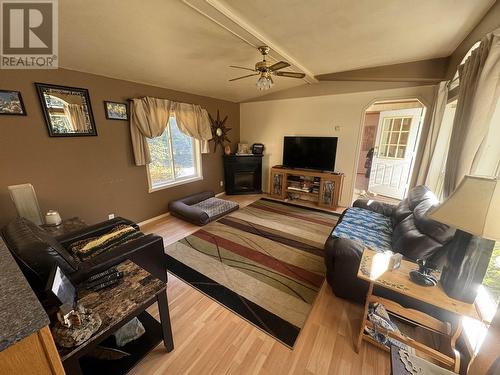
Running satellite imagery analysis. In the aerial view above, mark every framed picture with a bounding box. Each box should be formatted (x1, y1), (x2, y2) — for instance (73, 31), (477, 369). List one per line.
(104, 101), (128, 120)
(35, 82), (97, 137)
(0, 90), (27, 115)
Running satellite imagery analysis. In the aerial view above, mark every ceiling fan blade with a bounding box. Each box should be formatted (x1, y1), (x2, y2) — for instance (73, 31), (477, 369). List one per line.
(268, 61), (290, 71)
(274, 71), (306, 79)
(229, 73), (259, 82)
(229, 65), (256, 72)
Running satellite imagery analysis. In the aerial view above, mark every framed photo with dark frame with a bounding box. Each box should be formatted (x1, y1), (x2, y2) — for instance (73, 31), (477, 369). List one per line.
(0, 90), (27, 115)
(104, 101), (128, 120)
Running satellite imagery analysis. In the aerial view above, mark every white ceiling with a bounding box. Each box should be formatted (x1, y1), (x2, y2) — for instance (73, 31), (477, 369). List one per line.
(59, 0), (494, 102)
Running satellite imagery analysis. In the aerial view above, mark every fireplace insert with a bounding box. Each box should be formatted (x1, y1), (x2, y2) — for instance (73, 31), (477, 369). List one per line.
(223, 155), (262, 195)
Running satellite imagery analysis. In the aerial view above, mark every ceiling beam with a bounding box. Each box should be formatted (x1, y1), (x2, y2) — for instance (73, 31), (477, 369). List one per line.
(316, 57), (449, 83)
(182, 0), (318, 84)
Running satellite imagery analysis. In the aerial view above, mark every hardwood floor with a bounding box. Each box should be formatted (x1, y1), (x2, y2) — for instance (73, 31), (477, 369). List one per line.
(132, 194), (391, 375)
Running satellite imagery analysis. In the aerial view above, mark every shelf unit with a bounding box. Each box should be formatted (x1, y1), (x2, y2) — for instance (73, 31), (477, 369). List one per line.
(269, 166), (344, 210)
(356, 248), (481, 373)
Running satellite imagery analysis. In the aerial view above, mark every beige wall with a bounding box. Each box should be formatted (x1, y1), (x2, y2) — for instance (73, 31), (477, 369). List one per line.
(0, 68), (239, 227)
(240, 85), (435, 207)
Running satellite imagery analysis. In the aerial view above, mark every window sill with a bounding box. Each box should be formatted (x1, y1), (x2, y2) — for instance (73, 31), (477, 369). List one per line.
(148, 175), (203, 193)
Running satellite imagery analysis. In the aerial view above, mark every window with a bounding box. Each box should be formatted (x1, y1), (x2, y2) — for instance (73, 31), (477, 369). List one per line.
(463, 243), (500, 354)
(377, 117), (411, 159)
(147, 116), (202, 191)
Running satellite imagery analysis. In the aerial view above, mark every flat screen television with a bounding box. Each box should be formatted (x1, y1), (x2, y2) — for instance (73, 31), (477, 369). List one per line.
(283, 136), (338, 172)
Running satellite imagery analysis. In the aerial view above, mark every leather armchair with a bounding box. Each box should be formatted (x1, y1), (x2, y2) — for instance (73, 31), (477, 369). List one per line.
(1, 217), (167, 295)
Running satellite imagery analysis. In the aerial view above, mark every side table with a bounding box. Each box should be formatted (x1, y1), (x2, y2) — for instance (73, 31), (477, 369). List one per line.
(57, 260), (174, 375)
(356, 248), (480, 373)
(42, 217), (87, 238)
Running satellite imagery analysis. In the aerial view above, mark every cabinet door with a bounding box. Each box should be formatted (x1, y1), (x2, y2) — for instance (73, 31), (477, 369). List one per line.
(270, 171), (286, 199)
(319, 179), (336, 207)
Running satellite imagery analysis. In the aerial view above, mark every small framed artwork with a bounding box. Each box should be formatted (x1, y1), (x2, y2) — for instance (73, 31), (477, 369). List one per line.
(104, 101), (128, 120)
(0, 90), (27, 115)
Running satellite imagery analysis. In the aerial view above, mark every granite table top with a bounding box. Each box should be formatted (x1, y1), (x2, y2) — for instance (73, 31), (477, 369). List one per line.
(58, 260), (166, 361)
(0, 238), (49, 351)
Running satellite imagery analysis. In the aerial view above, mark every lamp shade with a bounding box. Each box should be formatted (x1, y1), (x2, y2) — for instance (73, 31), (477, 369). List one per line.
(427, 175), (500, 240)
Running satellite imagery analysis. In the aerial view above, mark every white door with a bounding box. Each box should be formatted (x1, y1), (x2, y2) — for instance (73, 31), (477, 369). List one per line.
(368, 108), (423, 199)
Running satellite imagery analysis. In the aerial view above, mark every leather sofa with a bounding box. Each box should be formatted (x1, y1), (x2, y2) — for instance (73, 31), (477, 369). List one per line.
(324, 186), (456, 304)
(1, 217), (167, 296)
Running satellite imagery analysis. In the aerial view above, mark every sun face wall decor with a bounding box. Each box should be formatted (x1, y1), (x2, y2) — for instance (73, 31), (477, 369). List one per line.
(209, 110), (231, 153)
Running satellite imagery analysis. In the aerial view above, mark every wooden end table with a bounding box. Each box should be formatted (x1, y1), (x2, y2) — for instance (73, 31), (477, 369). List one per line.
(42, 217), (87, 238)
(58, 260), (174, 375)
(356, 248), (480, 373)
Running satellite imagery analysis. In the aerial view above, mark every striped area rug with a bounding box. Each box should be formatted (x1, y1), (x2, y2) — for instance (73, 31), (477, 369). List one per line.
(165, 198), (339, 347)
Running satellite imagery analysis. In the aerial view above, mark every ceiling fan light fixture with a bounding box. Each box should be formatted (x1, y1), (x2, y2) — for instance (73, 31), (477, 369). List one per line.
(256, 74), (273, 90)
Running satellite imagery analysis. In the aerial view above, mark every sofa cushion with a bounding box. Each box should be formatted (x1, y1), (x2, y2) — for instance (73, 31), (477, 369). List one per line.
(392, 215), (444, 261)
(413, 201), (455, 244)
(392, 199), (412, 227)
(332, 207), (393, 252)
(407, 185), (437, 210)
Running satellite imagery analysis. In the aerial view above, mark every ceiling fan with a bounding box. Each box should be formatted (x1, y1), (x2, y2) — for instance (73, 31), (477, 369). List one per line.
(229, 46), (306, 90)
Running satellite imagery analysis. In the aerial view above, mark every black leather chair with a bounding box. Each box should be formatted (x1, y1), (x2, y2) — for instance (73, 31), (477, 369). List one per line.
(1, 217), (167, 295)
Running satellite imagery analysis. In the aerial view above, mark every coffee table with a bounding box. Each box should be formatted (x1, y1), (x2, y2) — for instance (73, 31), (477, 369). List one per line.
(58, 260), (173, 375)
(356, 248), (480, 373)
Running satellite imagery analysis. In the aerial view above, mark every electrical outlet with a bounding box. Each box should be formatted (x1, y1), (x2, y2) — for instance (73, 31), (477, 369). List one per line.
(108, 213), (115, 220)
(220, 180), (224, 187)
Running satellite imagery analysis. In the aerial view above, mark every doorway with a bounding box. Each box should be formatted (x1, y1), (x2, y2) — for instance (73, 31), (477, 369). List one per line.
(354, 99), (426, 203)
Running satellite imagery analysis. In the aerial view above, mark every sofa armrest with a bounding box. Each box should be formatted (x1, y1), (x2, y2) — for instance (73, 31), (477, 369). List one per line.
(57, 217), (138, 246)
(70, 234), (165, 283)
(353, 199), (395, 217)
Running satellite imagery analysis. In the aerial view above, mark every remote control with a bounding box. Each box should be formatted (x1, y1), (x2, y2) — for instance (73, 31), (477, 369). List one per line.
(86, 271), (123, 289)
(92, 278), (120, 291)
(86, 267), (118, 283)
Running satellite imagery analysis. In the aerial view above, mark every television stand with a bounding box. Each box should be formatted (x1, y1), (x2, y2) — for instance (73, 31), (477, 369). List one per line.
(269, 166), (344, 210)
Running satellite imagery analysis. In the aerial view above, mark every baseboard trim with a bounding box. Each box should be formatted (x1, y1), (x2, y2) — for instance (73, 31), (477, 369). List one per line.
(138, 191), (226, 228)
(138, 212), (170, 228)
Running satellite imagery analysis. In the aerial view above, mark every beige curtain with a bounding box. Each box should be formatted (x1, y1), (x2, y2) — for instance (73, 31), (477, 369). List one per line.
(173, 102), (213, 154)
(130, 97), (173, 166)
(468, 28), (500, 178)
(415, 81), (449, 188)
(130, 97), (213, 166)
(443, 35), (494, 197)
(63, 103), (88, 132)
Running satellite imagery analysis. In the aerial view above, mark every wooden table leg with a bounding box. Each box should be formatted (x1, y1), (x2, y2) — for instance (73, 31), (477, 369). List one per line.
(355, 282), (374, 353)
(450, 318), (463, 373)
(63, 358), (83, 375)
(157, 290), (174, 352)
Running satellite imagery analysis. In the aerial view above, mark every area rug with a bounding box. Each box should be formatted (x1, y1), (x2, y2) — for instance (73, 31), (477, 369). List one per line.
(165, 198), (339, 347)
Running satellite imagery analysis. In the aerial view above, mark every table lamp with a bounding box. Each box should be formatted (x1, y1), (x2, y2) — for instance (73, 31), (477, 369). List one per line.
(427, 175), (499, 303)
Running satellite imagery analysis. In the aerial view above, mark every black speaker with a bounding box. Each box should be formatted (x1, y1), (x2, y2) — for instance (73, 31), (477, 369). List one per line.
(440, 229), (495, 303)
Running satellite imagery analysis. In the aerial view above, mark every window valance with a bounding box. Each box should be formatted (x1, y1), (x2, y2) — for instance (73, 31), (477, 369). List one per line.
(130, 96), (212, 166)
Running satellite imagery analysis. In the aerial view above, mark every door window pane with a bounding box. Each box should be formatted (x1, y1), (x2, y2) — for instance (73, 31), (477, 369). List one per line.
(377, 116), (412, 159)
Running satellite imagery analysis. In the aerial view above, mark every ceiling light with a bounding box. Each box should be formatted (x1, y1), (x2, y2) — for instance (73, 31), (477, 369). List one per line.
(256, 74), (273, 90)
